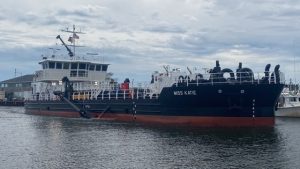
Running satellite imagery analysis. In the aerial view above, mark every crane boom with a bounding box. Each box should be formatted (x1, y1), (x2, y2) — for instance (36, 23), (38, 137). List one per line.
(56, 35), (74, 57)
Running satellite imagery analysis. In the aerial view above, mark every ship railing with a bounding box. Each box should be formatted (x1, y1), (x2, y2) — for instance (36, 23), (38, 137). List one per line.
(70, 88), (158, 101)
(29, 89), (158, 101)
(175, 71), (285, 86)
(99, 89), (158, 100)
(29, 93), (61, 101)
(29, 88), (157, 101)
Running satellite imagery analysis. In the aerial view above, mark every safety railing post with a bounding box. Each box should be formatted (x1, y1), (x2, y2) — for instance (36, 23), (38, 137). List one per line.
(240, 72), (242, 84)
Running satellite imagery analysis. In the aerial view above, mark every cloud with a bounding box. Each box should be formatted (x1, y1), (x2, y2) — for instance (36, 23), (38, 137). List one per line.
(143, 24), (186, 33)
(56, 5), (107, 18)
(0, 0), (300, 83)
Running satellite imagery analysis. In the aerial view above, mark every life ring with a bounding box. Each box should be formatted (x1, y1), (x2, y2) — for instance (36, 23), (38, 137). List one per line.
(237, 68), (253, 81)
(178, 75), (185, 83)
(196, 73), (203, 83)
(221, 68), (235, 80)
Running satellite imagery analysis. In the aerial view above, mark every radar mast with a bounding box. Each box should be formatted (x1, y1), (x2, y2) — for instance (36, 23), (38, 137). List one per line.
(59, 25), (85, 59)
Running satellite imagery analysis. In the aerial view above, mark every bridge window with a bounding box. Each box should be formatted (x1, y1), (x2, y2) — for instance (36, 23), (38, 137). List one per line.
(56, 62), (62, 69)
(89, 64), (95, 71)
(42, 62), (48, 69)
(102, 65), (108, 71)
(71, 63), (78, 69)
(96, 65), (101, 71)
(63, 63), (69, 69)
(78, 71), (87, 77)
(70, 71), (77, 77)
(49, 62), (55, 69)
(79, 63), (86, 69)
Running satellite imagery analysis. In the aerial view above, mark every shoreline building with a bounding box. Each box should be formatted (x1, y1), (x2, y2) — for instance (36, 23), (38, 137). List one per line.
(0, 74), (34, 101)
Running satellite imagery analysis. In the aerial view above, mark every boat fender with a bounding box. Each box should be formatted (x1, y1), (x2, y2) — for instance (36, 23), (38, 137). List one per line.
(260, 64), (271, 83)
(264, 64), (271, 78)
(265, 64), (271, 72)
(274, 64), (280, 71)
(270, 65), (280, 83)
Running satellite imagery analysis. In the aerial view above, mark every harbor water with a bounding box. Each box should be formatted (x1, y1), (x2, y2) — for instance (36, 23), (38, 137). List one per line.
(1, 106), (300, 169)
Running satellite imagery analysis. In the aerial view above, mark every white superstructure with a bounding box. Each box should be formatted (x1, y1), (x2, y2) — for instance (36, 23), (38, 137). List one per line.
(31, 26), (113, 100)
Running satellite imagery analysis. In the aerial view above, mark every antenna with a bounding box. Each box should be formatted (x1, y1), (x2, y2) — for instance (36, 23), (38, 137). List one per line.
(14, 68), (22, 77)
(59, 25), (85, 59)
(293, 40), (296, 84)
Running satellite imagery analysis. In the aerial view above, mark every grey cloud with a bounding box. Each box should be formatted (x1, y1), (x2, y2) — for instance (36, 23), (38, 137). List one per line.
(41, 16), (63, 26)
(279, 8), (300, 17)
(1, 0), (300, 82)
(55, 6), (118, 30)
(143, 24), (186, 33)
(55, 5), (110, 19)
(168, 32), (231, 55)
(3, 10), (63, 27)
(57, 9), (96, 18)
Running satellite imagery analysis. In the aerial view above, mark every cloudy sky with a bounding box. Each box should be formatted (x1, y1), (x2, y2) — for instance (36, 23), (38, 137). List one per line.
(0, 0), (300, 83)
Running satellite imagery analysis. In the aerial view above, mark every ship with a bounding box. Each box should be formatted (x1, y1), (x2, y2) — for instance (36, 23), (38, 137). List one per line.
(276, 85), (300, 117)
(25, 26), (285, 127)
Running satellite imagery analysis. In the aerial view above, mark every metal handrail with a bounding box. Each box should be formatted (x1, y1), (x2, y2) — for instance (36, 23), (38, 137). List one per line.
(29, 71), (285, 101)
(175, 71), (285, 86)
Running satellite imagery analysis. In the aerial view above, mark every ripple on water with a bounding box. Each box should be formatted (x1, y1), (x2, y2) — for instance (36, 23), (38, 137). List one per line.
(0, 107), (299, 169)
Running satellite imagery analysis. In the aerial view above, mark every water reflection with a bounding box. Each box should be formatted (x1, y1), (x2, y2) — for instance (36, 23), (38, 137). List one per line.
(136, 126), (287, 168)
(28, 117), (287, 169)
(1, 107), (299, 169)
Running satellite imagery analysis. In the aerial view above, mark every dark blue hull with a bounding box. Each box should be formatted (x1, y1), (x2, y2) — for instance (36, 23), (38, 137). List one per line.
(25, 83), (284, 126)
